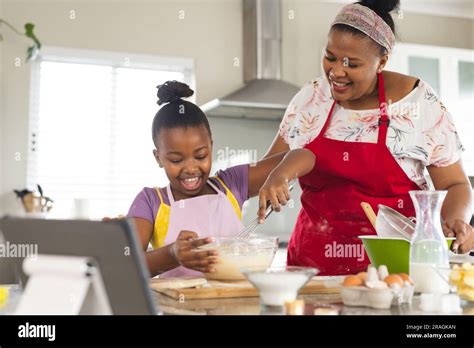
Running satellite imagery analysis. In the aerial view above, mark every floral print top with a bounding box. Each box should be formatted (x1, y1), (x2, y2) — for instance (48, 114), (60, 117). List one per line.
(279, 76), (464, 189)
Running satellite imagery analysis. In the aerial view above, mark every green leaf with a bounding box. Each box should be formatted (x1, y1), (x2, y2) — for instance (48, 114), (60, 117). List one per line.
(24, 22), (41, 49)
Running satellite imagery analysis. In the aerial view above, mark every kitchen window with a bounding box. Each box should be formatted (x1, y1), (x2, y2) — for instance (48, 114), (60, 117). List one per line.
(27, 46), (195, 219)
(386, 42), (474, 177)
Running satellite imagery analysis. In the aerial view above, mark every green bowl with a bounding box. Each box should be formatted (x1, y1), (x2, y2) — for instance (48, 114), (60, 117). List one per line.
(359, 236), (455, 274)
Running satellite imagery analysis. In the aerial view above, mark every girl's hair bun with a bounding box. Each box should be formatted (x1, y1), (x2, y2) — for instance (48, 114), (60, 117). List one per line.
(359, 0), (400, 15)
(156, 80), (194, 105)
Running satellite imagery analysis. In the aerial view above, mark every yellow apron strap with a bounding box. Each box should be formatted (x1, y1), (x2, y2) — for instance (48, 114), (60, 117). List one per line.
(151, 187), (171, 249)
(212, 176), (242, 220)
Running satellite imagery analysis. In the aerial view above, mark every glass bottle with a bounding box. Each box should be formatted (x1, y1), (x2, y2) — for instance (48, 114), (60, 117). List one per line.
(409, 190), (450, 294)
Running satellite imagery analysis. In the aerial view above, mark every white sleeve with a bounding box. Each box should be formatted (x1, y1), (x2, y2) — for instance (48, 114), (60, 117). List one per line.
(278, 79), (326, 149)
(278, 87), (306, 145)
(422, 84), (464, 167)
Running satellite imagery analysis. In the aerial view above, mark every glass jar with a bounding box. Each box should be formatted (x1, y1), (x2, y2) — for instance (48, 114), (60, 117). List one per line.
(409, 190), (450, 294)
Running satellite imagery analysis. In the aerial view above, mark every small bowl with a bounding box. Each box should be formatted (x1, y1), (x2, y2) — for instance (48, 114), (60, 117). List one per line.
(359, 236), (455, 274)
(199, 235), (279, 280)
(240, 266), (318, 309)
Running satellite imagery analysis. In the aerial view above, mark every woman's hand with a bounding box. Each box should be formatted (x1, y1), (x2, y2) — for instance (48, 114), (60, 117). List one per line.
(170, 230), (219, 273)
(258, 174), (291, 223)
(257, 149), (316, 223)
(428, 161), (473, 254)
(442, 219), (474, 254)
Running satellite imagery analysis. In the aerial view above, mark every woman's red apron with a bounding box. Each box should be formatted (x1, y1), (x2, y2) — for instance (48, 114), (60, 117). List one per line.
(287, 73), (419, 275)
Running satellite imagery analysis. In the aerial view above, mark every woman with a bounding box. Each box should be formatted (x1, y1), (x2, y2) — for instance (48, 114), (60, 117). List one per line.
(260, 0), (473, 275)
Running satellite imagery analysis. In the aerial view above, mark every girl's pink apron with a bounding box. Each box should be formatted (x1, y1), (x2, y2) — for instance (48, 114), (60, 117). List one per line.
(160, 180), (244, 278)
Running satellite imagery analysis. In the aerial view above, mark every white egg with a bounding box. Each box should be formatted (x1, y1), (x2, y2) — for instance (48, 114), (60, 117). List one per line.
(366, 280), (388, 289)
(378, 265), (389, 281)
(367, 266), (379, 283)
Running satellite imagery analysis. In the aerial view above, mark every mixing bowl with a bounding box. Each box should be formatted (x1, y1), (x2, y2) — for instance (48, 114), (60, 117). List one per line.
(359, 235), (455, 274)
(199, 235), (279, 280)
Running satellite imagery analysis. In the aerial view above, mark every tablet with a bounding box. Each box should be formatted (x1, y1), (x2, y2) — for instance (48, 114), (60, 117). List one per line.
(0, 217), (157, 315)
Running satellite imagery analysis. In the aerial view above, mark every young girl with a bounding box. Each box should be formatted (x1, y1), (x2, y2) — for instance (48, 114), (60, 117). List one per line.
(127, 80), (301, 278)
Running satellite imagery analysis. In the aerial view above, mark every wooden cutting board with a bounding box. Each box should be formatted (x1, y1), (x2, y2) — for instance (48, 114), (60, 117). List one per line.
(150, 276), (342, 300)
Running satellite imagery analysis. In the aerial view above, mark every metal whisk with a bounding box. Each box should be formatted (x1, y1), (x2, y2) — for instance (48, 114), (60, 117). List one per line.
(236, 180), (297, 239)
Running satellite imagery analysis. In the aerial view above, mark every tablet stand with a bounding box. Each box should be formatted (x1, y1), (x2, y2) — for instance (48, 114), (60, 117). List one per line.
(14, 255), (112, 315)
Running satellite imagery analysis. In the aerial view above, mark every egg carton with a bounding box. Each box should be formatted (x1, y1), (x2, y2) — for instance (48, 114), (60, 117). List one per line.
(341, 285), (414, 309)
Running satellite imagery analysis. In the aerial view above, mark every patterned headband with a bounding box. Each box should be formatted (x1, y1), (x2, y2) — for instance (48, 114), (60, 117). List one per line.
(331, 3), (395, 54)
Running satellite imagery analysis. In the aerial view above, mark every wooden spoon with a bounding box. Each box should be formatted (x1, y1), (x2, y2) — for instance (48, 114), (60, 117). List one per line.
(360, 202), (377, 230)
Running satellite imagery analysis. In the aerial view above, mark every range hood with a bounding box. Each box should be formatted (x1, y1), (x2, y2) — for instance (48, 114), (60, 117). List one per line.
(201, 0), (300, 120)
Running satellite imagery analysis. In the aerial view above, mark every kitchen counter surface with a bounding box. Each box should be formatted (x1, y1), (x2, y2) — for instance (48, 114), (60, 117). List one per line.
(153, 251), (474, 316)
(2, 283), (473, 315)
(153, 291), (474, 316)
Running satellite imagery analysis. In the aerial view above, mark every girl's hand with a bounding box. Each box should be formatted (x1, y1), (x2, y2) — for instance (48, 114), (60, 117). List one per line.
(170, 230), (219, 272)
(258, 174), (291, 223)
(443, 219), (474, 254)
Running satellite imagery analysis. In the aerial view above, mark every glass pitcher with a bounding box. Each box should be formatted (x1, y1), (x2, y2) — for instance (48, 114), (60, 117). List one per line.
(409, 190), (450, 294)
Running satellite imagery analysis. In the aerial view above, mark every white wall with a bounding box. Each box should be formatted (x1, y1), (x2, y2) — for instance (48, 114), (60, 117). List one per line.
(1, 0), (473, 239)
(281, 0), (474, 87)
